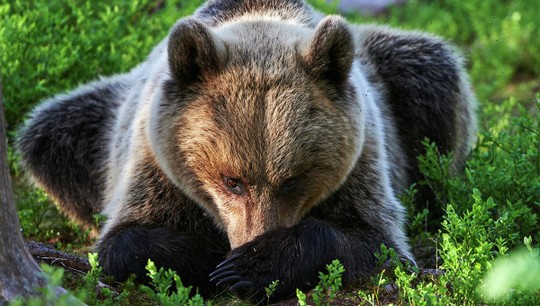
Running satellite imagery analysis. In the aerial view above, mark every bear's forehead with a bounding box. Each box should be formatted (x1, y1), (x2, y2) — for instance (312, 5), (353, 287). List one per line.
(183, 77), (344, 178)
(197, 68), (316, 127)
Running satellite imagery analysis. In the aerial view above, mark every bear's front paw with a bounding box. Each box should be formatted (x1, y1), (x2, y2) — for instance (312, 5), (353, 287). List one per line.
(209, 251), (258, 298)
(209, 245), (277, 302)
(209, 227), (324, 303)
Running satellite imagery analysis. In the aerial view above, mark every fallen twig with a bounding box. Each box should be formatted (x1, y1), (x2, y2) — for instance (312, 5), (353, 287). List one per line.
(26, 241), (91, 274)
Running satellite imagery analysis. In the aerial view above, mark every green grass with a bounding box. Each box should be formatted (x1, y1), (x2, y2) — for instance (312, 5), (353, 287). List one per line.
(1, 0), (539, 304)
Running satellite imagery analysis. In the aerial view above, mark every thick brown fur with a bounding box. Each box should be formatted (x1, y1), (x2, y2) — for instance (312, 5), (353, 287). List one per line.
(18, 0), (476, 303)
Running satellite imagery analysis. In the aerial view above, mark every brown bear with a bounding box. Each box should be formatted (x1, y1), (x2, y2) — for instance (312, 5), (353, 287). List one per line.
(17, 0), (476, 302)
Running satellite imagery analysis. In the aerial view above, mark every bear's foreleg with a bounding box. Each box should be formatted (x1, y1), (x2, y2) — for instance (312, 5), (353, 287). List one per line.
(210, 218), (390, 303)
(18, 74), (132, 229)
(96, 224), (226, 296)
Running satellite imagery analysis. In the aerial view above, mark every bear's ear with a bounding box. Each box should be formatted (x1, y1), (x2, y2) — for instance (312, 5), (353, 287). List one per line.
(303, 16), (354, 87)
(167, 18), (227, 84)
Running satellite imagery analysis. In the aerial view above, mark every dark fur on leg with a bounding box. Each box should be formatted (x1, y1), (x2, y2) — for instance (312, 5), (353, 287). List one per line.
(97, 223), (227, 297)
(210, 219), (392, 303)
(354, 26), (476, 218)
(17, 76), (130, 228)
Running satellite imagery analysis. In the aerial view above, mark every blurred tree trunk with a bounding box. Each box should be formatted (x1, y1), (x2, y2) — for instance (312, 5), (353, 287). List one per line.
(0, 81), (45, 301)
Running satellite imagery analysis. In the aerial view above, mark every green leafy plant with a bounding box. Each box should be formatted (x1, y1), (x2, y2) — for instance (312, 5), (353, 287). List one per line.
(264, 279), (280, 302)
(312, 259), (345, 305)
(296, 288), (308, 306)
(356, 272), (389, 306)
(296, 259), (345, 306)
(140, 259), (205, 306)
(479, 236), (540, 304)
(75, 252), (119, 305)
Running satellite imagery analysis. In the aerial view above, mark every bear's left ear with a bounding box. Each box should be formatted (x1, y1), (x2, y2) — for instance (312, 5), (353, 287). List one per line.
(167, 18), (227, 84)
(303, 16), (354, 87)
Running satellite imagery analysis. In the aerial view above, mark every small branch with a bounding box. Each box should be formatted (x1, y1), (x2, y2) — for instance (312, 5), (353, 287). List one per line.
(27, 241), (119, 298)
(26, 241), (91, 274)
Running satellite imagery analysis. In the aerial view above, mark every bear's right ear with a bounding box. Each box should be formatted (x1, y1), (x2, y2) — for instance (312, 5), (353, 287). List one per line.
(167, 18), (227, 84)
(302, 16), (354, 88)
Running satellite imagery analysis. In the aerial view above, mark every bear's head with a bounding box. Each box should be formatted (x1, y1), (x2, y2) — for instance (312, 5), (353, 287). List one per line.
(149, 16), (365, 248)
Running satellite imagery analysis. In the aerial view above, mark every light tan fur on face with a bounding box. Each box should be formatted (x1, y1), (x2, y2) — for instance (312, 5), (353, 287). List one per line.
(177, 69), (361, 247)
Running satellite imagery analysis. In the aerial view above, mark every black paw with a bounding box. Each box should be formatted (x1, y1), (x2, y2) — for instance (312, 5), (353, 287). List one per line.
(209, 221), (334, 303)
(209, 251), (259, 300)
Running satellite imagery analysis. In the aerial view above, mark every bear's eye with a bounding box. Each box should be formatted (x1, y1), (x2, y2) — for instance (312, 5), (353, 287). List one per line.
(222, 176), (246, 196)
